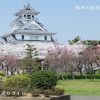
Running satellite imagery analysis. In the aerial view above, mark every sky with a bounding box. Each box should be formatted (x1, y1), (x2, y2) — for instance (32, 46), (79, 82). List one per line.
(0, 0), (100, 44)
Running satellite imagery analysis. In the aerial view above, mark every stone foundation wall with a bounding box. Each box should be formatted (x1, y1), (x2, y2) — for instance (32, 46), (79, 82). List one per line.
(0, 95), (70, 100)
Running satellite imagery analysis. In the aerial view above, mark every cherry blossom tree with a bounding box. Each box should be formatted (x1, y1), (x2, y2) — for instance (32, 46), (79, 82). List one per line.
(44, 43), (75, 79)
(3, 54), (17, 75)
(0, 49), (18, 75)
(94, 46), (100, 67)
(81, 45), (100, 79)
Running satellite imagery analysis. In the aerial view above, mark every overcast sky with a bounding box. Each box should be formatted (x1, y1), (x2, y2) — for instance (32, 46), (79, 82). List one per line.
(0, 0), (100, 43)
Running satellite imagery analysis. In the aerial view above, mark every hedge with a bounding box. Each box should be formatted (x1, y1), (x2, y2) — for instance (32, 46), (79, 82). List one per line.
(3, 75), (30, 90)
(58, 74), (100, 80)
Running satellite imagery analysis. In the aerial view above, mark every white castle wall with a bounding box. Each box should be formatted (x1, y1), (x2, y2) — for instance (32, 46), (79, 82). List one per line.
(15, 34), (51, 41)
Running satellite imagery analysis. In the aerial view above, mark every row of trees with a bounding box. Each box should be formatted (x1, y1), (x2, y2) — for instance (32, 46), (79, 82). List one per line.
(0, 43), (100, 78)
(68, 36), (100, 45)
(44, 44), (100, 79)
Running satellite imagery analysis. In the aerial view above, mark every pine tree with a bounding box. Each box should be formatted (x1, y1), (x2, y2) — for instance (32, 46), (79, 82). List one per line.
(21, 44), (38, 73)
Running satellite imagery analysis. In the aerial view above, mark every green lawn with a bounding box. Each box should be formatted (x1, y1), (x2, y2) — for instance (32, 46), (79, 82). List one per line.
(56, 79), (100, 95)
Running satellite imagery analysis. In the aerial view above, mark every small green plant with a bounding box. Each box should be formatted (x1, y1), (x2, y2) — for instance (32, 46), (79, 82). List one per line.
(30, 70), (57, 89)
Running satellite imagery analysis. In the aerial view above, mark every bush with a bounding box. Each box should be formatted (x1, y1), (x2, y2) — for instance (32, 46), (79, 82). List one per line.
(30, 70), (57, 89)
(58, 74), (86, 80)
(94, 74), (100, 79)
(57, 74), (72, 80)
(31, 88), (41, 97)
(31, 87), (64, 97)
(0, 75), (4, 81)
(74, 75), (85, 79)
(43, 89), (52, 97)
(0, 71), (5, 77)
(58, 74), (100, 80)
(85, 75), (93, 79)
(65, 74), (72, 79)
(58, 73), (100, 80)
(95, 70), (100, 74)
(52, 87), (64, 95)
(0, 80), (3, 94)
(3, 75), (30, 90)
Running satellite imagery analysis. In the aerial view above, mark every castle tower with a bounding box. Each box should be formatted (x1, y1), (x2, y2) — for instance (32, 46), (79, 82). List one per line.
(2, 3), (55, 43)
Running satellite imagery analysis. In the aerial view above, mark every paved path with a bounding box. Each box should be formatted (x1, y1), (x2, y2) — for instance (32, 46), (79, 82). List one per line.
(71, 96), (100, 100)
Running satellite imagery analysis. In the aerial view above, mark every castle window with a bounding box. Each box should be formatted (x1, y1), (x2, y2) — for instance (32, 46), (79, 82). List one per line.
(22, 35), (24, 40)
(24, 15), (26, 18)
(44, 36), (47, 40)
(27, 15), (31, 19)
(32, 15), (34, 18)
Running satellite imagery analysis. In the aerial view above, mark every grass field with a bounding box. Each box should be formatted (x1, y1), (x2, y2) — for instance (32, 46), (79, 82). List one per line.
(56, 79), (100, 95)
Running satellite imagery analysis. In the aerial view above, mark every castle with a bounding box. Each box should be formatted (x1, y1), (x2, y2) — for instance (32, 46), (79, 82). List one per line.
(0, 3), (55, 44)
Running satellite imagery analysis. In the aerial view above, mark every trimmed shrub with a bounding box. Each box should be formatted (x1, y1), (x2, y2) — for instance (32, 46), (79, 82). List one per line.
(85, 75), (93, 79)
(0, 80), (3, 94)
(0, 71), (5, 77)
(57, 74), (72, 80)
(31, 88), (41, 97)
(66, 74), (73, 79)
(58, 74), (100, 80)
(57, 74), (62, 80)
(0, 72), (5, 81)
(0, 75), (4, 81)
(74, 75), (85, 79)
(31, 87), (64, 97)
(43, 89), (52, 97)
(94, 74), (100, 79)
(58, 73), (100, 80)
(95, 70), (100, 74)
(30, 70), (57, 89)
(3, 75), (30, 90)
(52, 87), (64, 95)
